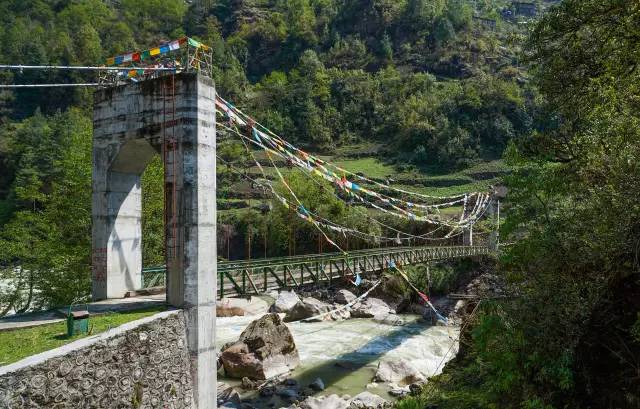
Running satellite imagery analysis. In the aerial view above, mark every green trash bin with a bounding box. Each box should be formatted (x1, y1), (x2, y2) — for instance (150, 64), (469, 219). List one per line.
(66, 309), (90, 337)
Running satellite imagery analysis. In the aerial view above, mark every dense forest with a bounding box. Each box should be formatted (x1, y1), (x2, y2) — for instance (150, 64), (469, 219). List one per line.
(399, 1), (640, 408)
(1, 0), (639, 408)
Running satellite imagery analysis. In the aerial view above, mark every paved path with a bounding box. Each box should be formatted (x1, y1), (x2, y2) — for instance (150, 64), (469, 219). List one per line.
(0, 294), (165, 331)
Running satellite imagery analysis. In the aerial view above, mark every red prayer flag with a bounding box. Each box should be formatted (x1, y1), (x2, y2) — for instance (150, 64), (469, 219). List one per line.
(418, 291), (430, 304)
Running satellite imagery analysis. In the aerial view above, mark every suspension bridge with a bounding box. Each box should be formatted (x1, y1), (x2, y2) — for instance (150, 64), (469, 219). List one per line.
(141, 243), (492, 298)
(0, 37), (500, 408)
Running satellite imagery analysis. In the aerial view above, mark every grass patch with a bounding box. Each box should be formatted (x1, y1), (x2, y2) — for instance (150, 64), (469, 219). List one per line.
(332, 157), (396, 179)
(218, 155), (506, 219)
(393, 179), (497, 197)
(0, 306), (167, 366)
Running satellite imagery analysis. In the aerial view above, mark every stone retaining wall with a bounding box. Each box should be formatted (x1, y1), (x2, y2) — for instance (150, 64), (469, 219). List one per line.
(0, 310), (193, 408)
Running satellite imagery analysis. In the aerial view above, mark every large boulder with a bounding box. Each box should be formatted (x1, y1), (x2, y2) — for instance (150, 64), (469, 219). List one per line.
(284, 297), (332, 322)
(374, 359), (425, 386)
(351, 298), (393, 319)
(217, 382), (241, 406)
(309, 378), (325, 391)
(218, 297), (270, 317)
(329, 304), (351, 321)
(349, 392), (389, 408)
(298, 394), (350, 409)
(294, 392), (389, 409)
(388, 386), (410, 398)
(334, 289), (357, 305)
(372, 314), (404, 326)
(273, 291), (301, 313)
(221, 313), (300, 380)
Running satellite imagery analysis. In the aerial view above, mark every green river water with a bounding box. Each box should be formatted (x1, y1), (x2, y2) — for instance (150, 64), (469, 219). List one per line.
(216, 314), (460, 406)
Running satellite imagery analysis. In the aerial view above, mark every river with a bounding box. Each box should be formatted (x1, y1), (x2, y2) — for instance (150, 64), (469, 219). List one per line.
(216, 313), (460, 405)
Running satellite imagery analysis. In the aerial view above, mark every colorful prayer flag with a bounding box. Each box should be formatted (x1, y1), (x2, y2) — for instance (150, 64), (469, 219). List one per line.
(418, 291), (430, 303)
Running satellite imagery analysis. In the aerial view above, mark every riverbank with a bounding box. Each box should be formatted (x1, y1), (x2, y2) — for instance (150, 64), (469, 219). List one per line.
(216, 313), (459, 408)
(215, 261), (501, 408)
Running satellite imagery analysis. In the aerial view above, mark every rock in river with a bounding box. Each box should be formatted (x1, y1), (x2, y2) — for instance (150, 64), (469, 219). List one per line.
(273, 291), (302, 314)
(291, 392), (389, 409)
(309, 377), (325, 391)
(297, 394), (350, 409)
(334, 289), (357, 305)
(284, 297), (332, 322)
(374, 359), (425, 386)
(221, 313), (300, 380)
(349, 391), (389, 408)
(351, 298), (393, 319)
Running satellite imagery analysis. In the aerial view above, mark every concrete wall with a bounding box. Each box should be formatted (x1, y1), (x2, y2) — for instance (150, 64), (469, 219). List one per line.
(0, 310), (193, 409)
(92, 73), (217, 408)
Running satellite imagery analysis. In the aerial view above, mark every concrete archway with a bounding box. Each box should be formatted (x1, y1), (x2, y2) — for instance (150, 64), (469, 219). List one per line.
(92, 73), (217, 407)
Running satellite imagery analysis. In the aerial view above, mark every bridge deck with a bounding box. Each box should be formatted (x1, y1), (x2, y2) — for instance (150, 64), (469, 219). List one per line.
(142, 245), (490, 298)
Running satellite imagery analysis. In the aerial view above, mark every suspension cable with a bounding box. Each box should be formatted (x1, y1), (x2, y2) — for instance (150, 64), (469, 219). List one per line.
(0, 64), (176, 71)
(0, 83), (102, 88)
(217, 120), (489, 228)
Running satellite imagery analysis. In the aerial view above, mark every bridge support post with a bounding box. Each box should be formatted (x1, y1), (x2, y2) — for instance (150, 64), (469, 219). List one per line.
(463, 225), (473, 246)
(489, 199), (500, 252)
(92, 73), (216, 408)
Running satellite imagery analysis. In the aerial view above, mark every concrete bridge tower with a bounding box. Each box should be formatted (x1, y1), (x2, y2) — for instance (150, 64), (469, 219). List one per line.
(91, 73), (216, 408)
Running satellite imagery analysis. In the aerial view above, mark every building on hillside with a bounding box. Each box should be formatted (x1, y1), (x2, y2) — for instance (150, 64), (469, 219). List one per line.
(512, 1), (537, 17)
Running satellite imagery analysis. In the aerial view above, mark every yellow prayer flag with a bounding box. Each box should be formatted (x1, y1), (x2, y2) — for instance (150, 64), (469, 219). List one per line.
(150, 48), (161, 56)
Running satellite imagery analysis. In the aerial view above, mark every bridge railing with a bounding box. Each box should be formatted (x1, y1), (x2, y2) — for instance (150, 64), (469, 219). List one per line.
(141, 245), (491, 298)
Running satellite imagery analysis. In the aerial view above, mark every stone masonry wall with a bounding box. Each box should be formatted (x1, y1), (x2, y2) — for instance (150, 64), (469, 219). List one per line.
(0, 310), (193, 409)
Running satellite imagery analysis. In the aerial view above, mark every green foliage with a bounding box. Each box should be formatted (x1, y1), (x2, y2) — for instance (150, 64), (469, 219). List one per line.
(0, 0), (530, 169)
(269, 170), (382, 253)
(141, 157), (165, 267)
(120, 0), (187, 42)
(0, 306), (165, 366)
(632, 313), (640, 344)
(0, 110), (92, 313)
(417, 1), (640, 408)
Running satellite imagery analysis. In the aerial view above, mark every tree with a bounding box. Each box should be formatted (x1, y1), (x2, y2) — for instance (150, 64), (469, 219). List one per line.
(0, 109), (92, 314)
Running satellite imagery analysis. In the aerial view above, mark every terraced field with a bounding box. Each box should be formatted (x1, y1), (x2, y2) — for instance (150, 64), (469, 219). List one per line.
(217, 148), (507, 216)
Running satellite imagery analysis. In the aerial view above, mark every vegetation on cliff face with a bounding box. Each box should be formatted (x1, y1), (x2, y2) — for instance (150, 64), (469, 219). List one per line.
(399, 1), (640, 408)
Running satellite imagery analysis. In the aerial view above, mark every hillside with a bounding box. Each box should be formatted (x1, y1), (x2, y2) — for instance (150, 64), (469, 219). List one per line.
(0, 0), (535, 311)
